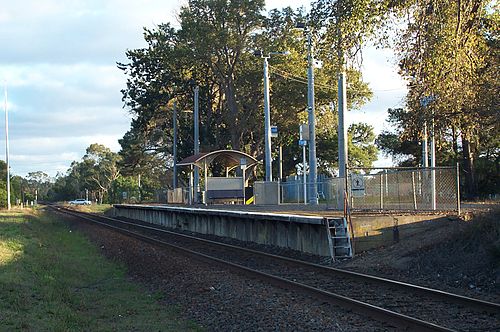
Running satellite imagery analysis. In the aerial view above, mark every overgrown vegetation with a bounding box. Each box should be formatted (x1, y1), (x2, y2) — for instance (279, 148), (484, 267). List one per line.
(0, 209), (198, 331)
(376, 0), (499, 199)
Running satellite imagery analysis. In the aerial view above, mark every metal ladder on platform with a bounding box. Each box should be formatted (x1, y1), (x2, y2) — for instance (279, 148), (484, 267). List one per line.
(326, 217), (353, 260)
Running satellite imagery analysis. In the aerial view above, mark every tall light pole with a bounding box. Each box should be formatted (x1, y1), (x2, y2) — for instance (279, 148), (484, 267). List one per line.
(193, 86), (200, 200)
(254, 50), (289, 182)
(334, 1), (349, 209)
(4, 82), (11, 210)
(296, 23), (318, 204)
(430, 117), (436, 210)
(420, 96), (436, 210)
(299, 124), (307, 204)
(422, 122), (429, 167)
(337, 75), (348, 180)
(172, 101), (178, 189)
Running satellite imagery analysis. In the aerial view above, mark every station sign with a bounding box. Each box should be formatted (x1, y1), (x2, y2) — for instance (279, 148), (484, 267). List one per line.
(300, 124), (309, 140)
(240, 158), (247, 169)
(271, 125), (278, 138)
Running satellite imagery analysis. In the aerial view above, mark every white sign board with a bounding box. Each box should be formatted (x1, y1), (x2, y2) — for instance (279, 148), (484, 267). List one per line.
(207, 177), (243, 190)
(351, 174), (365, 196)
(300, 124), (309, 140)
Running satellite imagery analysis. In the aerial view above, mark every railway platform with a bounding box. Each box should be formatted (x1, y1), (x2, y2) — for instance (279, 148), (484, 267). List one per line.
(113, 203), (453, 256)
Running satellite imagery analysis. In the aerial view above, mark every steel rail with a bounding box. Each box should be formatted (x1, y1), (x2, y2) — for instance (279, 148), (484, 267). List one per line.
(60, 206), (499, 314)
(50, 205), (461, 331)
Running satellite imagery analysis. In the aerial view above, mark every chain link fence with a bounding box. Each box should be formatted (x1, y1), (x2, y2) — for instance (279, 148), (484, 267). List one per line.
(164, 166), (459, 212)
(343, 166), (459, 212)
(279, 175), (336, 204)
(118, 189), (167, 204)
(280, 166), (459, 212)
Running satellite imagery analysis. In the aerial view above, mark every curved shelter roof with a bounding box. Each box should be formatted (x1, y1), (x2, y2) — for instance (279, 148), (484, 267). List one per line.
(177, 150), (258, 169)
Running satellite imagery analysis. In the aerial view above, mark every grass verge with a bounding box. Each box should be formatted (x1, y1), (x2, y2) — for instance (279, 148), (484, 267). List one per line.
(0, 208), (198, 331)
(62, 203), (113, 215)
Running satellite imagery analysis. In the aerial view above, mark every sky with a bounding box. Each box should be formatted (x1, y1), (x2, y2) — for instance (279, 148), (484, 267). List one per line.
(0, 0), (406, 178)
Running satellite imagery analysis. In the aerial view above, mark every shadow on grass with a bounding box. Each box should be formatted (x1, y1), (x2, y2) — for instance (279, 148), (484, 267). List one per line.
(0, 212), (199, 331)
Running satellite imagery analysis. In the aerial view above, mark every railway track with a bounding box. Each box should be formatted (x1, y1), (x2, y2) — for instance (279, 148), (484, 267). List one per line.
(50, 205), (500, 332)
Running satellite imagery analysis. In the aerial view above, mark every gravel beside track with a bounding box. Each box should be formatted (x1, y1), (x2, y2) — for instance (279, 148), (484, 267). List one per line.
(55, 209), (394, 331)
(84, 211), (500, 331)
(53, 207), (500, 331)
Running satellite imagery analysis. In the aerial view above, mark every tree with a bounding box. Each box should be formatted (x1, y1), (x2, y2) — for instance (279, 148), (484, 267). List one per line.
(26, 171), (52, 201)
(118, 3), (379, 185)
(178, 0), (266, 151)
(348, 123), (378, 168)
(0, 161), (7, 207)
(48, 172), (79, 202)
(375, 108), (423, 166)
(391, 0), (499, 198)
(81, 144), (121, 203)
(51, 144), (122, 203)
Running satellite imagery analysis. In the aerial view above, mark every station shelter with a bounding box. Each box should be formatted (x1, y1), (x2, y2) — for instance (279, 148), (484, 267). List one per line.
(177, 150), (258, 204)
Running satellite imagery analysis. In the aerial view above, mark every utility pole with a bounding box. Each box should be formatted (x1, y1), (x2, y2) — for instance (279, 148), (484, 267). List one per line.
(336, 0), (349, 210)
(337, 81), (348, 179)
(306, 30), (318, 204)
(421, 96), (436, 210)
(4, 83), (11, 210)
(138, 174), (141, 202)
(193, 86), (200, 200)
(422, 122), (428, 167)
(279, 145), (283, 182)
(430, 118), (436, 210)
(300, 124), (307, 204)
(172, 102), (178, 189)
(263, 55), (272, 181)
(254, 50), (289, 182)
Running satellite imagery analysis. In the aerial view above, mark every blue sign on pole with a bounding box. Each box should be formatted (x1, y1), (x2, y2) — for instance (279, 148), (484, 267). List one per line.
(271, 125), (278, 138)
(420, 95), (435, 107)
(299, 139), (307, 146)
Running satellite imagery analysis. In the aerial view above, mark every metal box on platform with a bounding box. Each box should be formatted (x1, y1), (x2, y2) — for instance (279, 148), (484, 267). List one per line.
(254, 181), (279, 205)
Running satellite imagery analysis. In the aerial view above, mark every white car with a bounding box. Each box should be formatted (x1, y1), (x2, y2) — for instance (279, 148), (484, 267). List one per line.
(69, 198), (92, 205)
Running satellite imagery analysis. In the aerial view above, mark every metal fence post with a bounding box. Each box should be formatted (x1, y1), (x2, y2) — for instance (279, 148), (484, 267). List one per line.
(385, 169), (388, 195)
(412, 170), (418, 210)
(456, 163), (461, 215)
(379, 172), (384, 210)
(344, 166), (350, 210)
(295, 181), (300, 204)
(396, 171), (401, 209)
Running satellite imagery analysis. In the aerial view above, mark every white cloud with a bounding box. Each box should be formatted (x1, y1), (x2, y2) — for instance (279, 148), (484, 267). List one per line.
(8, 134), (124, 177)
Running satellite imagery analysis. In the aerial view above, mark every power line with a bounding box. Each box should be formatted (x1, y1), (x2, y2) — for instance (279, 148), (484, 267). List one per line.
(268, 64), (309, 85)
(269, 64), (407, 94)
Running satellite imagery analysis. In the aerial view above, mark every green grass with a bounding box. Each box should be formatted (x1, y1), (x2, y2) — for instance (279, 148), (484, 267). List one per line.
(0, 208), (199, 331)
(61, 203), (114, 215)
